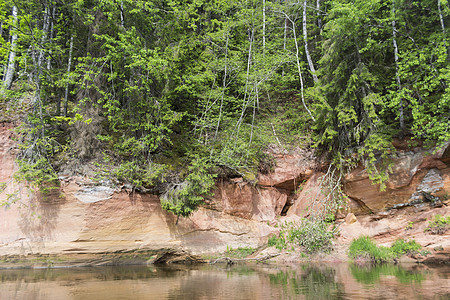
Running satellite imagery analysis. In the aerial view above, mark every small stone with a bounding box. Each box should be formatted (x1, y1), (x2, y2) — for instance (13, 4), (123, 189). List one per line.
(433, 245), (444, 251)
(345, 213), (357, 224)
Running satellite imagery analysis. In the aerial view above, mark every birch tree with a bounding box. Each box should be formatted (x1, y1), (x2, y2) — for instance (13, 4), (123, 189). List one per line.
(303, 0), (318, 83)
(3, 5), (18, 90)
(392, 0), (405, 131)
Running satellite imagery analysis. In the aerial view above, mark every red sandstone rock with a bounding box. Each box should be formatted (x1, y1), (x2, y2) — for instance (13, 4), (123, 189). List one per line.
(345, 213), (357, 224)
(257, 152), (315, 191)
(287, 172), (325, 217)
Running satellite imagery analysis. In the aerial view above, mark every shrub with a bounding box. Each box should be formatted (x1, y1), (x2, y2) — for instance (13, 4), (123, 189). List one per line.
(288, 219), (335, 254)
(424, 214), (450, 235)
(390, 239), (421, 256)
(268, 232), (286, 251)
(268, 219), (336, 254)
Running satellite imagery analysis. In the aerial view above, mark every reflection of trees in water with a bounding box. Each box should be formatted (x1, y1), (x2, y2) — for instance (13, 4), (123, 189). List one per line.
(269, 265), (345, 300)
(349, 263), (427, 285)
(1, 263), (449, 299)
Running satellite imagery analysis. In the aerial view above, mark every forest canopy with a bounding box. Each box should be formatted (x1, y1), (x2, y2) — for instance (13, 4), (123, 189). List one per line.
(1, 0), (449, 216)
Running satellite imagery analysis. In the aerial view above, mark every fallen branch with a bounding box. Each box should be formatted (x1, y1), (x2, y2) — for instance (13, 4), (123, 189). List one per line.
(209, 253), (281, 265)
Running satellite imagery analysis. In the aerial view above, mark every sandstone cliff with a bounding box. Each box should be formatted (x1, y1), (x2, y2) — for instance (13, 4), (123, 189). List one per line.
(1, 122), (449, 263)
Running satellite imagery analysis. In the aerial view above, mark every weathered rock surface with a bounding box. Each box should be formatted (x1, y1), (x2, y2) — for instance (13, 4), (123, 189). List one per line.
(209, 179), (287, 222)
(337, 205), (450, 264)
(1, 122), (449, 263)
(257, 152), (314, 191)
(0, 178), (276, 256)
(287, 172), (325, 217)
(343, 143), (450, 214)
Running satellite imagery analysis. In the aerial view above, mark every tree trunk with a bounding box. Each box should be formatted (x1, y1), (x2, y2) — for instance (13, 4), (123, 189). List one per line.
(438, 0), (446, 34)
(283, 1), (288, 50)
(235, 27), (255, 136)
(438, 0), (449, 57)
(33, 6), (51, 139)
(285, 13), (315, 122)
(392, 1), (405, 131)
(214, 31), (229, 141)
(35, 6), (50, 85)
(317, 0), (322, 29)
(47, 5), (56, 72)
(263, 0), (266, 55)
(64, 34), (74, 117)
(3, 6), (18, 90)
(303, 1), (318, 83)
(120, 1), (125, 28)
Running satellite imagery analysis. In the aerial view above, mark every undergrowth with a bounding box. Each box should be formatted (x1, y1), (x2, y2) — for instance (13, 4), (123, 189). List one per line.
(268, 219), (337, 254)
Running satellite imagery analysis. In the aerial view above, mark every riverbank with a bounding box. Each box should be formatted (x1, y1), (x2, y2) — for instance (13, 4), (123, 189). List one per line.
(1, 122), (449, 267)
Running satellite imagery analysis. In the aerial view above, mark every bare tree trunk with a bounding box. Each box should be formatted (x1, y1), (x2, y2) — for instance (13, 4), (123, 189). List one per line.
(47, 5), (56, 72)
(64, 34), (74, 117)
(214, 31), (229, 141)
(317, 0), (321, 29)
(36, 6), (50, 83)
(438, 0), (446, 34)
(282, 12), (315, 122)
(235, 27), (255, 136)
(33, 5), (51, 139)
(392, 1), (404, 131)
(283, 1), (288, 50)
(120, 1), (125, 28)
(303, 1), (318, 83)
(3, 6), (18, 90)
(263, 0), (266, 55)
(438, 0), (449, 57)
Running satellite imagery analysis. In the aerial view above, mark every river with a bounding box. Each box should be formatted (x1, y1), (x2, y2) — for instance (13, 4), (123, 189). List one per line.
(0, 263), (449, 299)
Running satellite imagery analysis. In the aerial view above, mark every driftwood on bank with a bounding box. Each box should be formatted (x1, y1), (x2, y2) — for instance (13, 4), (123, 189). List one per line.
(210, 253), (281, 265)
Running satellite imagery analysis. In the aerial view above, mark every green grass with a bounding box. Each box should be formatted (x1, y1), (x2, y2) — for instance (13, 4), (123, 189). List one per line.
(349, 236), (393, 263)
(225, 247), (256, 259)
(348, 236), (422, 263)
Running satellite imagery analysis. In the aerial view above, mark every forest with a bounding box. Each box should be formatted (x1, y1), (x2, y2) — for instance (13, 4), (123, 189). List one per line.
(1, 0), (449, 217)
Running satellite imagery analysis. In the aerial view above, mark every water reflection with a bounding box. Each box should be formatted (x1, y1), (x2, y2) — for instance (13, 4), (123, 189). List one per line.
(0, 263), (448, 300)
(349, 263), (427, 284)
(269, 266), (345, 299)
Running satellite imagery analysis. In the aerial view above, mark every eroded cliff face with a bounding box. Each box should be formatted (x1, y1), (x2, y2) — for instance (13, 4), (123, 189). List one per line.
(0, 122), (449, 262)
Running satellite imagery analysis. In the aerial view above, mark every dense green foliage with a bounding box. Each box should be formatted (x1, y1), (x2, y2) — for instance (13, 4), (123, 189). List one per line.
(1, 0), (449, 215)
(349, 236), (421, 262)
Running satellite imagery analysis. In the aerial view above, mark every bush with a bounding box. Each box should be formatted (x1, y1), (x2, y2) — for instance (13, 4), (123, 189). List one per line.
(268, 233), (286, 251)
(288, 219), (335, 254)
(268, 219), (336, 254)
(424, 214), (450, 235)
(390, 239), (421, 256)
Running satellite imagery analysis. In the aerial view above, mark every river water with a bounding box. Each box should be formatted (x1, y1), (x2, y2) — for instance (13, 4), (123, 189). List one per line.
(0, 263), (448, 299)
